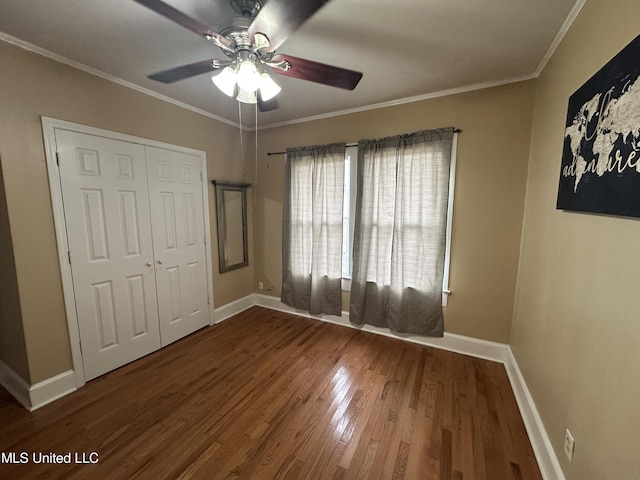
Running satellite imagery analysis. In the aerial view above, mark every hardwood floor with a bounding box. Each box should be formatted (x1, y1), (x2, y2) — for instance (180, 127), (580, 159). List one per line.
(0, 307), (541, 479)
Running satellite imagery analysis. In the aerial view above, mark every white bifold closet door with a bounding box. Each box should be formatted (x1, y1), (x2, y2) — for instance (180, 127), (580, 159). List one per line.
(145, 146), (208, 346)
(56, 130), (208, 381)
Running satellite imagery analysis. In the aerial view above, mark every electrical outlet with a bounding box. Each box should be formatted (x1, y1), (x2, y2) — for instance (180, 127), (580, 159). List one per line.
(258, 281), (264, 290)
(564, 428), (575, 462)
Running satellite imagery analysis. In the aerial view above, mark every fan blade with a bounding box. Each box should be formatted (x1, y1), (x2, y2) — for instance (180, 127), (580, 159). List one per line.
(257, 92), (279, 112)
(271, 55), (362, 90)
(133, 0), (229, 47)
(148, 59), (217, 83)
(248, 0), (331, 52)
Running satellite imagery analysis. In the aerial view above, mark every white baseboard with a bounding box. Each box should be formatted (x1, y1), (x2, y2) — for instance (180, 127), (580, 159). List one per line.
(213, 294), (256, 324)
(0, 360), (76, 411)
(29, 370), (76, 411)
(253, 293), (563, 480)
(504, 348), (565, 480)
(0, 360), (31, 409)
(253, 293), (509, 363)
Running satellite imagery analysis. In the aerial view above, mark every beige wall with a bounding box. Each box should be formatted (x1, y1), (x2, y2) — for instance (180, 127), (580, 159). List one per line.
(254, 81), (536, 343)
(511, 0), (640, 478)
(0, 41), (254, 383)
(0, 158), (29, 380)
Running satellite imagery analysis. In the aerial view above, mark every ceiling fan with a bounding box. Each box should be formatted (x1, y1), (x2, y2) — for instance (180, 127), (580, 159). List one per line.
(134, 0), (363, 110)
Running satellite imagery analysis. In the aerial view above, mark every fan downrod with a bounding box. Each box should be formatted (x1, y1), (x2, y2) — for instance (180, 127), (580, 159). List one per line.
(230, 0), (262, 19)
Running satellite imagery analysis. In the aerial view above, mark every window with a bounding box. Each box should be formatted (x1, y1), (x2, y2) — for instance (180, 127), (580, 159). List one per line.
(281, 143), (345, 316)
(341, 145), (358, 285)
(340, 135), (457, 307)
(348, 129), (456, 334)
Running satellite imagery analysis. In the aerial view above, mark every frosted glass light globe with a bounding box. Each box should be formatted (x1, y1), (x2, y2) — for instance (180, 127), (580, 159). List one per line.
(211, 67), (237, 97)
(236, 60), (261, 92)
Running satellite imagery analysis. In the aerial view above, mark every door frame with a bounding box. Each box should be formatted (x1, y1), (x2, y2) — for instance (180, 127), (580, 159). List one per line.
(42, 117), (216, 388)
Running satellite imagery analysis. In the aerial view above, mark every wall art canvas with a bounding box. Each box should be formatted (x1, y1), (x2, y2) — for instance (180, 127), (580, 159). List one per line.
(557, 33), (640, 218)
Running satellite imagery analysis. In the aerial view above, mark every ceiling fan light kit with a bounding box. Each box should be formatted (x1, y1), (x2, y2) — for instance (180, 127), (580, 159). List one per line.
(236, 86), (258, 104)
(236, 59), (262, 91)
(134, 0), (363, 111)
(211, 66), (237, 97)
(258, 72), (281, 101)
(211, 55), (281, 104)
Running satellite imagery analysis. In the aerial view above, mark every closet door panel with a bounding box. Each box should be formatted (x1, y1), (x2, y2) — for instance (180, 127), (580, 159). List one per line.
(56, 129), (161, 380)
(146, 146), (209, 345)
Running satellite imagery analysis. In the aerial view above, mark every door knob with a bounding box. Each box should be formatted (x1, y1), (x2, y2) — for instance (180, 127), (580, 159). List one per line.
(157, 260), (163, 265)
(146, 262), (152, 267)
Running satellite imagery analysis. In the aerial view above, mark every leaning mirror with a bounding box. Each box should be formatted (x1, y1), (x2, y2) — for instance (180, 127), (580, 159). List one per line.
(212, 180), (250, 273)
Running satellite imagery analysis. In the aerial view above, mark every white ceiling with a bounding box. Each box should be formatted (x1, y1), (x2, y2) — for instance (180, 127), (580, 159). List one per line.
(0, 0), (580, 128)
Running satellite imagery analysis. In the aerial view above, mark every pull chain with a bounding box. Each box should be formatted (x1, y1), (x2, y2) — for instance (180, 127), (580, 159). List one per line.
(238, 102), (245, 184)
(255, 103), (258, 185)
(254, 103), (258, 209)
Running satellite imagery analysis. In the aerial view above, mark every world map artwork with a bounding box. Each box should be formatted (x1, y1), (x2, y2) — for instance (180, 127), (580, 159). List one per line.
(557, 33), (640, 218)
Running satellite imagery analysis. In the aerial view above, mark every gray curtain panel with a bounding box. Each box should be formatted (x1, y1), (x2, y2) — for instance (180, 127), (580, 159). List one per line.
(349, 128), (454, 336)
(281, 142), (346, 316)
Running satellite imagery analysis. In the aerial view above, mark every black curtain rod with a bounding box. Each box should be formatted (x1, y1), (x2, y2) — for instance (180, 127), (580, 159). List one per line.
(266, 128), (462, 156)
(267, 143), (356, 156)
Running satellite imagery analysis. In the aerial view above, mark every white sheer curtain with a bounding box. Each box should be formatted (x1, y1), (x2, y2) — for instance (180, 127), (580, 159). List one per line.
(349, 128), (454, 335)
(281, 143), (346, 316)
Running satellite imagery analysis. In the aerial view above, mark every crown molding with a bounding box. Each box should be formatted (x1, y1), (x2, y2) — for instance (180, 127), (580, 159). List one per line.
(0, 32), (241, 129)
(256, 74), (538, 130)
(534, 0), (587, 76)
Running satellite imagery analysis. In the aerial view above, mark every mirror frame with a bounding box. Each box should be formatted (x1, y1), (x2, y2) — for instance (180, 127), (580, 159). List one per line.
(212, 180), (251, 273)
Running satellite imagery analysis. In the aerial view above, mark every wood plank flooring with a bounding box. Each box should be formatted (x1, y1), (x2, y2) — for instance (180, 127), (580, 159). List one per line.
(0, 307), (542, 479)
